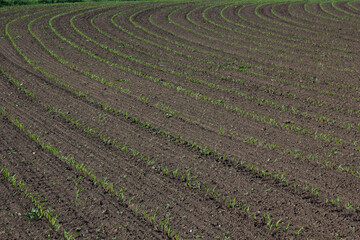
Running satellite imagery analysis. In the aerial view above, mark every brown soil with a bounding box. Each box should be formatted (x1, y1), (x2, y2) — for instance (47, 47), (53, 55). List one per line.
(1, 1), (360, 239)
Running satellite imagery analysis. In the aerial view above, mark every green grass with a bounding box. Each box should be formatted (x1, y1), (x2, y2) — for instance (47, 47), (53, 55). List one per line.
(0, 0), (159, 8)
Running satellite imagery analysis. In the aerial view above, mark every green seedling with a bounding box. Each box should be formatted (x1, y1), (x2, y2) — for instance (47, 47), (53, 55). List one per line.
(295, 226), (304, 236)
(26, 208), (42, 221)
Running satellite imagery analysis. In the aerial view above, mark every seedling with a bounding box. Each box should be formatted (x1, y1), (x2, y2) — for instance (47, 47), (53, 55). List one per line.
(284, 222), (290, 232)
(75, 188), (83, 206)
(227, 198), (237, 208)
(275, 219), (282, 229)
(295, 226), (304, 236)
(26, 208), (42, 221)
(7, 148), (17, 155)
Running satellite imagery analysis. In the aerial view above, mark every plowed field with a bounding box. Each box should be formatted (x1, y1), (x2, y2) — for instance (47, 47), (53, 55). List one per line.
(1, 1), (360, 239)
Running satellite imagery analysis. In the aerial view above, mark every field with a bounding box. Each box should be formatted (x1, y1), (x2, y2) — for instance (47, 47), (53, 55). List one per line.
(0, 0), (360, 239)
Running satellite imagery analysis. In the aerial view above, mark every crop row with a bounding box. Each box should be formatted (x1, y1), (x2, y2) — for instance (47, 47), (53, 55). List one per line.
(148, 5), (360, 112)
(1, 45), (334, 238)
(133, 2), (360, 110)
(0, 104), (185, 239)
(60, 8), (360, 152)
(2, 3), (360, 238)
(6, 1), (360, 172)
(3, 56), (359, 229)
(0, 168), (72, 239)
(1, 63), (292, 238)
(6, 2), (360, 202)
